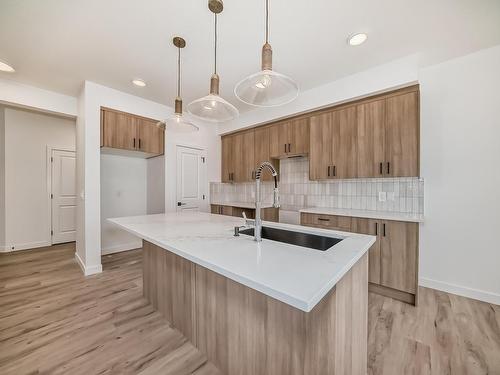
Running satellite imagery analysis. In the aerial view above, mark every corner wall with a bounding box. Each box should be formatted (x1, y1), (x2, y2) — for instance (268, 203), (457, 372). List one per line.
(418, 45), (500, 304)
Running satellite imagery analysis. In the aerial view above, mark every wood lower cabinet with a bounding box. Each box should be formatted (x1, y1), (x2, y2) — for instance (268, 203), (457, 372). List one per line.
(211, 204), (278, 222)
(301, 212), (419, 305)
(101, 107), (164, 157)
(351, 217), (381, 284)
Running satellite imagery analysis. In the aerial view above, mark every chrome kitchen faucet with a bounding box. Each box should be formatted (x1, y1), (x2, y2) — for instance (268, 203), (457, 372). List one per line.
(253, 162), (280, 242)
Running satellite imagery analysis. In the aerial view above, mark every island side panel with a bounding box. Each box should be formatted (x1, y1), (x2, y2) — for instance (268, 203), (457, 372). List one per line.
(142, 240), (368, 375)
(142, 241), (196, 343)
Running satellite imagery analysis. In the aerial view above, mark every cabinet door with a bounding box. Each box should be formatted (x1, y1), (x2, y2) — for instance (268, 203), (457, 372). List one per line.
(137, 118), (164, 155)
(309, 112), (333, 180)
(385, 92), (419, 177)
(102, 109), (137, 151)
(351, 217), (381, 284)
(233, 131), (255, 182)
(269, 122), (289, 158)
(380, 221), (418, 294)
(211, 205), (221, 214)
(254, 127), (278, 181)
(262, 208), (279, 222)
(331, 106), (357, 178)
(288, 118), (310, 155)
(357, 99), (386, 177)
(301, 213), (351, 231)
(221, 135), (233, 182)
(221, 206), (233, 216)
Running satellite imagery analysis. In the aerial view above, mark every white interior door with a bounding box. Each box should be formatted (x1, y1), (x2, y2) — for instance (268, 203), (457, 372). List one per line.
(51, 149), (76, 244)
(176, 146), (206, 212)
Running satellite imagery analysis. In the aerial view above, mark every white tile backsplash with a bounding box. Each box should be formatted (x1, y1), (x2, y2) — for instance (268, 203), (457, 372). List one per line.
(211, 157), (424, 215)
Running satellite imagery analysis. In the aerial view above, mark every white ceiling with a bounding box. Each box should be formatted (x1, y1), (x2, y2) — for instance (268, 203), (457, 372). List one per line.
(1, 0), (499, 112)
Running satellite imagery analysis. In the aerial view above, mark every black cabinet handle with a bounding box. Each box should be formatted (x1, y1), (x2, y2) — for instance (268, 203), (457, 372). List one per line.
(327, 166), (330, 177)
(133, 138), (136, 148)
(138, 138), (141, 149)
(383, 223), (386, 237)
(333, 165), (336, 177)
(386, 162), (390, 175)
(318, 218), (330, 222)
(379, 162), (383, 175)
(288, 143), (291, 153)
(284, 144), (287, 153)
(375, 222), (378, 236)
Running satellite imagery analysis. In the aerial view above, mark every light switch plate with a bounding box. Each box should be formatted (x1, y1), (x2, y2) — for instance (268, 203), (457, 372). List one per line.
(378, 192), (387, 202)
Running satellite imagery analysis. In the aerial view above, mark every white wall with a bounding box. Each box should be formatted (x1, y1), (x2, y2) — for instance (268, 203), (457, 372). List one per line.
(100, 154), (147, 254)
(3, 107), (75, 251)
(77, 81), (220, 275)
(418, 45), (500, 304)
(218, 54), (420, 135)
(147, 155), (165, 214)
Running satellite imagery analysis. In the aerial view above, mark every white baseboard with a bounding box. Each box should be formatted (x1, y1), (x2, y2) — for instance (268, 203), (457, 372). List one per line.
(101, 241), (142, 255)
(1, 241), (51, 253)
(74, 252), (102, 276)
(420, 277), (500, 305)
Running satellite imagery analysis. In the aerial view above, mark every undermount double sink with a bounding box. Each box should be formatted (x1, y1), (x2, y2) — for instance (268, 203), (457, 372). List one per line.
(239, 226), (343, 251)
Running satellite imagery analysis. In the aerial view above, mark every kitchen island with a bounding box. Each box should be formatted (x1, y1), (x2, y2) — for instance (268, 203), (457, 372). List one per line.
(109, 212), (375, 375)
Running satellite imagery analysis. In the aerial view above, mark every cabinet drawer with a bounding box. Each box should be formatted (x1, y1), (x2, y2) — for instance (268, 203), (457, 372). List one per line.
(301, 213), (351, 231)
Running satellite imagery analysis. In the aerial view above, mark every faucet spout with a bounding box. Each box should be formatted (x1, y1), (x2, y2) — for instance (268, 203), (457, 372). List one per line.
(254, 162), (280, 242)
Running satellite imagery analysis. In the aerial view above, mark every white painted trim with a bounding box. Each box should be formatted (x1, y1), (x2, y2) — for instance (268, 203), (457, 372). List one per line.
(74, 252), (103, 276)
(101, 241), (142, 255)
(420, 277), (500, 305)
(0, 245), (10, 253)
(4, 240), (51, 252)
(46, 146), (77, 245)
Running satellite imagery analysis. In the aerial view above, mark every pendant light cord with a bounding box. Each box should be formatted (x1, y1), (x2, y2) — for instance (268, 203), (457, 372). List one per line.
(265, 0), (269, 43)
(214, 13), (218, 74)
(177, 46), (181, 97)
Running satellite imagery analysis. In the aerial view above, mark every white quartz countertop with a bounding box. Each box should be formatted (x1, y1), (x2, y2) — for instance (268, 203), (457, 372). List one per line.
(211, 201), (273, 209)
(299, 207), (424, 223)
(108, 212), (375, 312)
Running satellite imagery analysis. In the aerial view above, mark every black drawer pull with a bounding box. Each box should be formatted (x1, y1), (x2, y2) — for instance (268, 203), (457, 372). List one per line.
(318, 218), (330, 222)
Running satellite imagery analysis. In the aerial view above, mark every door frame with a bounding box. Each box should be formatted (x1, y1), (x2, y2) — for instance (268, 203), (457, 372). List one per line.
(175, 144), (207, 212)
(46, 146), (76, 245)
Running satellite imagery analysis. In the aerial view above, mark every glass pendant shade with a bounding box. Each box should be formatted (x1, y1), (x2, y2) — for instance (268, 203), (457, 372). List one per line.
(166, 114), (199, 132)
(234, 0), (299, 107)
(187, 81), (239, 123)
(187, 7), (239, 123)
(234, 69), (299, 107)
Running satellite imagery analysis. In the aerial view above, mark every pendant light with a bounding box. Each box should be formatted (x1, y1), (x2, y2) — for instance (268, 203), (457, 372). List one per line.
(187, 0), (239, 123)
(234, 0), (299, 107)
(158, 37), (199, 132)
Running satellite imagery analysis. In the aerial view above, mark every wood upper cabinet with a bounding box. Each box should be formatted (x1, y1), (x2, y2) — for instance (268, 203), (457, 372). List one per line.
(102, 109), (137, 151)
(254, 127), (275, 181)
(385, 92), (419, 177)
(233, 130), (255, 182)
(357, 99), (386, 178)
(309, 106), (357, 180)
(101, 107), (164, 157)
(136, 118), (164, 155)
(351, 217), (381, 284)
(270, 118), (310, 158)
(380, 220), (418, 294)
(309, 112), (333, 180)
(221, 135), (234, 183)
(221, 131), (255, 183)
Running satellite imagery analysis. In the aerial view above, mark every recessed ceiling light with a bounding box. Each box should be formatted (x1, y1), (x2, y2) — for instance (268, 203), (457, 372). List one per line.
(0, 60), (15, 73)
(348, 33), (368, 46)
(132, 79), (146, 87)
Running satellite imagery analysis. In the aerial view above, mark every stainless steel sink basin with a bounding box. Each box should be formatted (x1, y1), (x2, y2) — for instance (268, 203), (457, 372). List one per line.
(239, 226), (342, 251)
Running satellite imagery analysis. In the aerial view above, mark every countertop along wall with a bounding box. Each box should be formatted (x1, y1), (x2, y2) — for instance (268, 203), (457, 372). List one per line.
(216, 45), (500, 304)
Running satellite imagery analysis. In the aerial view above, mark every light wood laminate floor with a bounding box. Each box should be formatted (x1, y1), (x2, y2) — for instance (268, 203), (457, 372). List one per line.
(1, 244), (499, 375)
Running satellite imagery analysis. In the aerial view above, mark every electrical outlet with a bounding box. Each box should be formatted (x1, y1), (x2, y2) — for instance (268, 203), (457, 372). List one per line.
(378, 192), (387, 202)
(387, 192), (395, 201)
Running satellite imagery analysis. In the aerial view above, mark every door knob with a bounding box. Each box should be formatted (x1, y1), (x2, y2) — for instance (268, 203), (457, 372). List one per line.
(177, 202), (187, 206)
